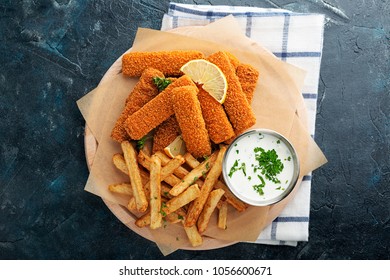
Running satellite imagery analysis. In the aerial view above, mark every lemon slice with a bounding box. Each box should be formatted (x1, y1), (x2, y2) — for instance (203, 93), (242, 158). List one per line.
(164, 135), (187, 158)
(180, 59), (228, 104)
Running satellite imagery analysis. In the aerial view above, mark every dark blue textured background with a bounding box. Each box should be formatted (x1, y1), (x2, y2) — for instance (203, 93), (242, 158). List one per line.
(0, 0), (389, 259)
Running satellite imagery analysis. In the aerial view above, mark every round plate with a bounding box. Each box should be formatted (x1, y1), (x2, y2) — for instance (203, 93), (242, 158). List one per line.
(83, 26), (309, 251)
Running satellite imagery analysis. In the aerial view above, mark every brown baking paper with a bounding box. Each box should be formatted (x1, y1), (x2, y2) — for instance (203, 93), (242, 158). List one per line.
(77, 16), (327, 256)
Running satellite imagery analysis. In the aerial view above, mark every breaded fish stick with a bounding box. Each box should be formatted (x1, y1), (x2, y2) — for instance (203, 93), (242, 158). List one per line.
(152, 116), (181, 153)
(236, 63), (259, 104)
(124, 75), (196, 140)
(122, 51), (204, 77)
(171, 86), (211, 158)
(224, 51), (240, 70)
(207, 51), (256, 135)
(111, 68), (164, 142)
(197, 87), (234, 144)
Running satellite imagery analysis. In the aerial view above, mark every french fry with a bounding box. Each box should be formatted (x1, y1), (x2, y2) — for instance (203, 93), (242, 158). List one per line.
(161, 183), (173, 199)
(154, 151), (189, 179)
(182, 221), (203, 247)
(108, 183), (133, 196)
(214, 181), (248, 212)
(163, 184), (200, 216)
(142, 155), (185, 195)
(160, 155), (185, 179)
(185, 146), (227, 227)
(169, 152), (217, 196)
(121, 141), (148, 212)
(127, 197), (137, 212)
(183, 153), (200, 169)
(183, 151), (247, 212)
(137, 150), (182, 187)
(197, 188), (225, 234)
(112, 153), (150, 185)
(165, 208), (186, 224)
(217, 200), (228, 230)
(135, 211), (151, 228)
(112, 153), (129, 175)
(149, 155), (162, 229)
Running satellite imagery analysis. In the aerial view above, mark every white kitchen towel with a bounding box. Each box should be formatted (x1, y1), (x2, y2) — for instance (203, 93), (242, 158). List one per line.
(161, 3), (325, 246)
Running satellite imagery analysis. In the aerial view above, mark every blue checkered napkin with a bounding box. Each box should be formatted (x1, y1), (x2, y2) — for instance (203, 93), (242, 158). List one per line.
(161, 3), (325, 246)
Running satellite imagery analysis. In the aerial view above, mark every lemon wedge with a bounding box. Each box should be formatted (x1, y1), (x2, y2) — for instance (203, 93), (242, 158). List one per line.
(164, 135), (187, 158)
(180, 59), (228, 104)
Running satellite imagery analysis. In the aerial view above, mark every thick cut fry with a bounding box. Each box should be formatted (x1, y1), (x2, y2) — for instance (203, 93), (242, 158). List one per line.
(152, 116), (181, 153)
(197, 88), (235, 144)
(112, 153), (150, 184)
(214, 181), (248, 212)
(122, 50), (204, 77)
(149, 155), (162, 229)
(185, 146), (227, 227)
(181, 152), (247, 212)
(217, 200), (228, 230)
(135, 211), (151, 228)
(197, 188), (225, 233)
(112, 153), (129, 175)
(164, 184), (200, 216)
(169, 152), (217, 196)
(121, 141), (148, 212)
(236, 63), (259, 104)
(127, 197), (137, 212)
(111, 68), (164, 142)
(182, 221), (203, 247)
(207, 51), (256, 136)
(170, 85), (212, 158)
(137, 150), (183, 187)
(142, 155), (185, 195)
(108, 183), (133, 196)
(165, 208), (186, 224)
(183, 153), (200, 169)
(124, 75), (196, 140)
(161, 183), (173, 199)
(154, 151), (189, 179)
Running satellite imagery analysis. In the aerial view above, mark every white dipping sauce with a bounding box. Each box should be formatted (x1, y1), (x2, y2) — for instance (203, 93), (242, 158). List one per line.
(222, 129), (299, 206)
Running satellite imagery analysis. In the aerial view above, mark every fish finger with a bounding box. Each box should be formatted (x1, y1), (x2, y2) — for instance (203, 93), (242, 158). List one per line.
(122, 51), (204, 77)
(197, 87), (234, 144)
(124, 75), (196, 140)
(111, 68), (164, 142)
(236, 63), (259, 104)
(207, 51), (256, 135)
(171, 86), (211, 158)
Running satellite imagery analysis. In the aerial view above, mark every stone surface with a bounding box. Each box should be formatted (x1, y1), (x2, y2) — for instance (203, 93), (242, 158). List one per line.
(0, 0), (389, 259)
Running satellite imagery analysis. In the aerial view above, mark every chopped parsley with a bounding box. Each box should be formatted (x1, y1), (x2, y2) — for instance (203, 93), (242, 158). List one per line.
(228, 160), (246, 178)
(136, 135), (151, 150)
(253, 147), (284, 184)
(152, 77), (172, 91)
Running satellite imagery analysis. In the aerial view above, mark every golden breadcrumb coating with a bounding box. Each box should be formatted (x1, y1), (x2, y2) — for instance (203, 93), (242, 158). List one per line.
(224, 51), (240, 70)
(152, 116), (181, 154)
(124, 75), (196, 140)
(111, 68), (164, 143)
(122, 51), (204, 77)
(171, 86), (211, 158)
(207, 51), (256, 135)
(236, 63), (259, 104)
(197, 87), (234, 144)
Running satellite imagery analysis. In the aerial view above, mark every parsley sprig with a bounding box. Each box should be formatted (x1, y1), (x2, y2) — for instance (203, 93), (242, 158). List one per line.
(153, 77), (172, 91)
(228, 160), (246, 178)
(253, 147), (284, 184)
